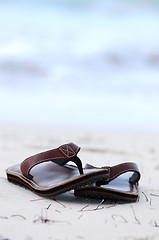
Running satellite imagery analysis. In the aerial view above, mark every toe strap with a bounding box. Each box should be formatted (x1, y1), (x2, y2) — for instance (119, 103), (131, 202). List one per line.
(85, 162), (141, 186)
(21, 142), (83, 179)
(108, 162), (141, 184)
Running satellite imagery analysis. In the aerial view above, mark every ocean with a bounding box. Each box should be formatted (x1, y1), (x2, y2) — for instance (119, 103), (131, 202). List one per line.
(0, 0), (159, 130)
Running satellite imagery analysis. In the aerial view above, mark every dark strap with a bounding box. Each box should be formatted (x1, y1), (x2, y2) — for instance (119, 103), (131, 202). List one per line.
(85, 162), (140, 186)
(108, 162), (140, 184)
(21, 142), (83, 179)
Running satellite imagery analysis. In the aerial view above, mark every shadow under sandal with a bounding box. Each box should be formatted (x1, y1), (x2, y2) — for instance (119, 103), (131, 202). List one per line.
(74, 162), (141, 201)
(6, 143), (109, 197)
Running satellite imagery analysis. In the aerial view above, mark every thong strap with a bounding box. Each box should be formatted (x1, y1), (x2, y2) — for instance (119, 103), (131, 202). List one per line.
(21, 142), (83, 179)
(85, 162), (140, 186)
(107, 162), (140, 184)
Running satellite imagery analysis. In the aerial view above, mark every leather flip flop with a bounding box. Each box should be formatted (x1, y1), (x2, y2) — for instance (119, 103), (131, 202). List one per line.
(74, 162), (141, 201)
(6, 143), (109, 197)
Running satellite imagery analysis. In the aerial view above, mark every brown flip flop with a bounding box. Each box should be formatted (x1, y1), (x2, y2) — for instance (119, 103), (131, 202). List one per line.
(74, 162), (141, 201)
(6, 143), (109, 197)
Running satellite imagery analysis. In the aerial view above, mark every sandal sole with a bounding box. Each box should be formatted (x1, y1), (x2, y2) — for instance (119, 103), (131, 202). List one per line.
(6, 169), (108, 197)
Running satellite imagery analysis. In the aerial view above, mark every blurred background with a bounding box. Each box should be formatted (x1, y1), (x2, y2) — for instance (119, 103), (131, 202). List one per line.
(0, 0), (159, 130)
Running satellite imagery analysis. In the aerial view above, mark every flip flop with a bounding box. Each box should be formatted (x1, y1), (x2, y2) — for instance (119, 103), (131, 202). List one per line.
(74, 162), (141, 201)
(6, 143), (109, 197)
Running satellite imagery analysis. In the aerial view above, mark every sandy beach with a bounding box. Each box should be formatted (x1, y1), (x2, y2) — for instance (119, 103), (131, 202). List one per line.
(0, 124), (159, 240)
(0, 0), (159, 239)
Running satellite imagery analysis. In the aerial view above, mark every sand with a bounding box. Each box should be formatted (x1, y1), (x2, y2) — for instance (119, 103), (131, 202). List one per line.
(0, 125), (159, 240)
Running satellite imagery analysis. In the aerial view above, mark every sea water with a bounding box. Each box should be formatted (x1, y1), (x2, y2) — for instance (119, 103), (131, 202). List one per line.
(0, 0), (159, 130)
